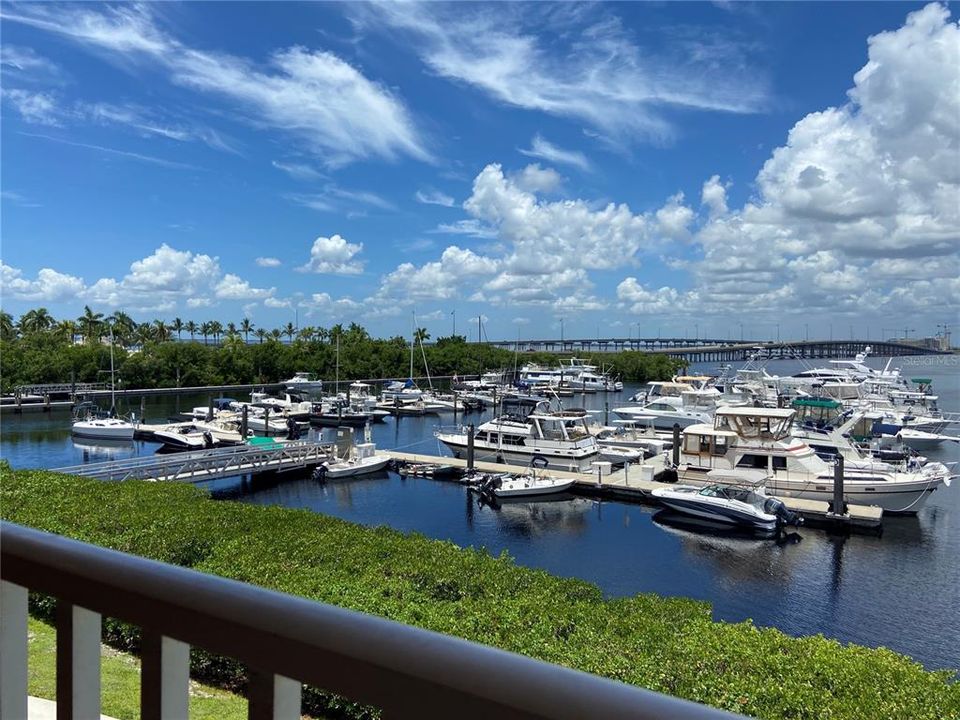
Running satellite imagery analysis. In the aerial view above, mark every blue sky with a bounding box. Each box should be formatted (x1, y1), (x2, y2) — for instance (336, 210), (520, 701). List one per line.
(1, 2), (957, 342)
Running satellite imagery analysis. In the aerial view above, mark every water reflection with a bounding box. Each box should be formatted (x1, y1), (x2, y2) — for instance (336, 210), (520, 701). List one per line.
(475, 492), (593, 539)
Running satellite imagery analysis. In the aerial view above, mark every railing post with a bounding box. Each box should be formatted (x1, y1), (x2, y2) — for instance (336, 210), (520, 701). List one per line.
(56, 601), (101, 720)
(1, 581), (29, 720)
(248, 670), (301, 720)
(141, 631), (190, 720)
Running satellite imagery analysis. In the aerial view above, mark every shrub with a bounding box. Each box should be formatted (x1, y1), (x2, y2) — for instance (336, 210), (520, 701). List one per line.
(2, 467), (957, 720)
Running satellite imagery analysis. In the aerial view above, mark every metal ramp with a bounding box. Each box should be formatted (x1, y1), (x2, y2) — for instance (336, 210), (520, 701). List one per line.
(52, 440), (333, 483)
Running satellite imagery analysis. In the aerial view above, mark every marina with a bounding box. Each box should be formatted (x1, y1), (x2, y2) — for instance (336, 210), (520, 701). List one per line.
(2, 355), (957, 673)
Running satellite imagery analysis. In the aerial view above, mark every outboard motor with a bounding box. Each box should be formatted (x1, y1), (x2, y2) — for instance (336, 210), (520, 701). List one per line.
(764, 497), (803, 527)
(311, 464), (328, 483)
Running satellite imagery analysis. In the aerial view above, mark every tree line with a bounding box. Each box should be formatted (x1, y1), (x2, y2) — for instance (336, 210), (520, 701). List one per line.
(0, 306), (684, 392)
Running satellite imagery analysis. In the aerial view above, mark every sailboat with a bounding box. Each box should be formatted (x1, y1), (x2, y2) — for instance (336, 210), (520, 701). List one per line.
(72, 327), (136, 440)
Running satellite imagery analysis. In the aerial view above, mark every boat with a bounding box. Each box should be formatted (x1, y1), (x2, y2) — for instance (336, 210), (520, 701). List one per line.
(435, 402), (600, 472)
(472, 469), (576, 498)
(314, 442), (391, 479)
(673, 406), (953, 514)
(652, 469), (801, 531)
(281, 372), (324, 394)
(594, 417), (672, 457)
(150, 419), (249, 451)
(597, 444), (645, 466)
(71, 332), (135, 440)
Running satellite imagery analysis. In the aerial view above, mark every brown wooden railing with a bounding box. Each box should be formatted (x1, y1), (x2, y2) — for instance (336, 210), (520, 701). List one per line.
(0, 522), (747, 719)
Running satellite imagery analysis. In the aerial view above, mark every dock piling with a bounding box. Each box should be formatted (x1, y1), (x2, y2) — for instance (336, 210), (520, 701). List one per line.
(671, 424), (681, 466)
(832, 455), (847, 515)
(466, 424), (475, 470)
(241, 406), (249, 438)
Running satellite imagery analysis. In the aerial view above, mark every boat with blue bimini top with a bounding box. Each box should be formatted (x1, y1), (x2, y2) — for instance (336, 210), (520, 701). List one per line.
(652, 469), (802, 532)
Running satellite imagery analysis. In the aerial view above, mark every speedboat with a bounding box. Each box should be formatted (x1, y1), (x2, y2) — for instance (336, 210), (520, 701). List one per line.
(652, 470), (800, 531)
(315, 442), (391, 479)
(473, 470), (576, 498)
(597, 445), (645, 466)
(282, 372), (324, 394)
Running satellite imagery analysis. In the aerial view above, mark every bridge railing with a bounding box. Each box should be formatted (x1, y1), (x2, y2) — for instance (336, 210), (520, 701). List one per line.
(0, 522), (745, 720)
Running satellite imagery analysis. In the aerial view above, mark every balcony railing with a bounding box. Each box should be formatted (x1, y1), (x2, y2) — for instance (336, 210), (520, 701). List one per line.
(1, 522), (746, 719)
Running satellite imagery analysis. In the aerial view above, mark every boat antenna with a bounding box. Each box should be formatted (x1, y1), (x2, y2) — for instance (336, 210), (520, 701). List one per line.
(415, 310), (434, 391)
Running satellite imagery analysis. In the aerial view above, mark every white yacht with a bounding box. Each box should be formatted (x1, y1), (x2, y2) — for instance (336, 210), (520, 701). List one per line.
(72, 414), (135, 440)
(317, 442), (391, 479)
(281, 372), (324, 394)
(673, 406), (952, 514)
(435, 404), (600, 472)
(475, 470), (576, 498)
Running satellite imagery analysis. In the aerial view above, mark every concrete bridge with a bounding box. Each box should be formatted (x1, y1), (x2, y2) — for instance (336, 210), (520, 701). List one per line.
(486, 338), (950, 362)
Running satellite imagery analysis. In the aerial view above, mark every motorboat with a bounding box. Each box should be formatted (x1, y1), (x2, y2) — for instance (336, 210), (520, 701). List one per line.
(597, 444), (645, 466)
(673, 406), (953, 514)
(593, 418), (672, 457)
(310, 397), (388, 427)
(887, 428), (960, 452)
(435, 402), (600, 472)
(281, 372), (324, 394)
(652, 470), (801, 531)
(314, 442), (391, 479)
(473, 470), (576, 498)
(150, 419), (249, 450)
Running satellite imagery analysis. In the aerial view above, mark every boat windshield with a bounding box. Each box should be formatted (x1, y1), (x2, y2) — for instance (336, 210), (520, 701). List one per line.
(698, 484), (765, 509)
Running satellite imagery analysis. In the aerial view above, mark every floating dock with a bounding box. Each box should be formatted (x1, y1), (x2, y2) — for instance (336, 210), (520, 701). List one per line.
(53, 440), (332, 483)
(386, 450), (884, 533)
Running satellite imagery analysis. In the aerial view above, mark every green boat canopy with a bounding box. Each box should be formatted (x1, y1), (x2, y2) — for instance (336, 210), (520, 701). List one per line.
(791, 398), (841, 409)
(911, 378), (933, 384)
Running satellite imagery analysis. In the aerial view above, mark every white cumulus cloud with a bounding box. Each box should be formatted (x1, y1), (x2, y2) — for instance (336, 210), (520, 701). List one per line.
(300, 234), (364, 275)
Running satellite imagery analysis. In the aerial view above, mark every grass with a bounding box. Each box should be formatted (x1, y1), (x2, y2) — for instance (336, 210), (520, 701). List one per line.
(27, 616), (248, 720)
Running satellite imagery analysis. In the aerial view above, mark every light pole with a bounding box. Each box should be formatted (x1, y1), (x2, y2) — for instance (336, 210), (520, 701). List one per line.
(739, 322), (743, 342)
(776, 323), (780, 343)
(451, 309), (456, 337)
(805, 323), (809, 341)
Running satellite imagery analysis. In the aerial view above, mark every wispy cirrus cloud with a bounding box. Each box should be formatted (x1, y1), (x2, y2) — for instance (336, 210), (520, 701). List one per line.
(288, 184), (395, 213)
(415, 189), (455, 207)
(519, 134), (590, 172)
(18, 131), (200, 170)
(352, 3), (768, 145)
(2, 3), (431, 166)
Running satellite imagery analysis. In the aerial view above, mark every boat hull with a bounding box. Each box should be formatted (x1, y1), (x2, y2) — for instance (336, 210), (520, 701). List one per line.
(493, 477), (576, 497)
(653, 495), (778, 530)
(437, 436), (597, 473)
(71, 421), (135, 440)
(322, 456), (391, 478)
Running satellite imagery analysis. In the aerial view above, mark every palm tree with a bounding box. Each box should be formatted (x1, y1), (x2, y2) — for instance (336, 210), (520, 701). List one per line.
(270, 328), (282, 342)
(297, 326), (315, 342)
(209, 321), (224, 345)
(329, 323), (344, 344)
(77, 306), (104, 344)
(135, 323), (154, 347)
(254, 328), (267, 344)
(414, 327), (431, 344)
(283, 321), (296, 343)
(185, 320), (198, 341)
(18, 308), (55, 335)
(153, 319), (170, 342)
(226, 321), (238, 338)
(54, 319), (77, 343)
(0, 310), (17, 341)
(200, 322), (212, 344)
(171, 317), (184, 340)
(108, 310), (136, 346)
(240, 318), (254, 343)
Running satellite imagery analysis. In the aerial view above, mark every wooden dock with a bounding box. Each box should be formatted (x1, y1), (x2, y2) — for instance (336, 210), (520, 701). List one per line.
(53, 440), (332, 483)
(385, 451), (883, 533)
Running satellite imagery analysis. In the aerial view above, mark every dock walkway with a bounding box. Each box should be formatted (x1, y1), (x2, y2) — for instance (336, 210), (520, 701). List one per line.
(53, 440), (331, 483)
(386, 451), (883, 532)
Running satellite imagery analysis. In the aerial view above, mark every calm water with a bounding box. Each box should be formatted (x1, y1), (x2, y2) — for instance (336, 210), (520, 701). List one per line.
(2, 356), (958, 672)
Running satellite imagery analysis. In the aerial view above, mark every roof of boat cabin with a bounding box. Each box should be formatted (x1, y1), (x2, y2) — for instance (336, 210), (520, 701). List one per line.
(715, 406), (795, 418)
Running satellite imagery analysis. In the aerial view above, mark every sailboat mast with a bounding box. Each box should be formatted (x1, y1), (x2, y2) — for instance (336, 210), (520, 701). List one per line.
(109, 326), (116, 414)
(409, 312), (415, 380)
(335, 333), (340, 393)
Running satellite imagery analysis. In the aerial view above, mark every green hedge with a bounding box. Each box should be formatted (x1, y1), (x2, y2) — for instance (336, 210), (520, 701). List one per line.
(2, 466), (957, 720)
